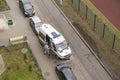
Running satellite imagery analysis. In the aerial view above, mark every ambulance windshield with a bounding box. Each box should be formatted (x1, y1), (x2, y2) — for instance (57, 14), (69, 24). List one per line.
(56, 40), (68, 52)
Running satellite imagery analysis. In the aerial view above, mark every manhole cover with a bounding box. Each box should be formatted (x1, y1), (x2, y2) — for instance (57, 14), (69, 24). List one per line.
(21, 48), (28, 54)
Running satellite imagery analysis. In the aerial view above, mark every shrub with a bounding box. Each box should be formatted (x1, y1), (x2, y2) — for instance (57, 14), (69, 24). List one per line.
(0, 0), (9, 11)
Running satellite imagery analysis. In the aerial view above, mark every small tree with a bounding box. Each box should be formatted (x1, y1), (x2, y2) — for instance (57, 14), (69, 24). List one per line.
(24, 54), (27, 60)
(29, 64), (32, 72)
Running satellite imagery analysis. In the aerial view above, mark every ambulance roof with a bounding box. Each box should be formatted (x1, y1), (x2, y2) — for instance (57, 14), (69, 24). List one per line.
(40, 23), (66, 44)
(52, 35), (65, 45)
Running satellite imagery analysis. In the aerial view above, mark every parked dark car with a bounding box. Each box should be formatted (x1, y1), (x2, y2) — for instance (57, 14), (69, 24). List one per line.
(55, 63), (77, 80)
(19, 0), (35, 17)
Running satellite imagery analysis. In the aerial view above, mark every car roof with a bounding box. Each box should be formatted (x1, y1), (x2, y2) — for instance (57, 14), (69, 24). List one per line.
(21, 0), (30, 4)
(62, 68), (76, 80)
(30, 16), (41, 24)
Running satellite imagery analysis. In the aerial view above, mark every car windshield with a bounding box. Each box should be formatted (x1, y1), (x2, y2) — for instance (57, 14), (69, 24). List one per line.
(56, 40), (68, 52)
(24, 4), (32, 10)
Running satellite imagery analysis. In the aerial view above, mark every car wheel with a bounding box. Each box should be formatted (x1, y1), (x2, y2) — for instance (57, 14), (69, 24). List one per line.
(24, 14), (27, 17)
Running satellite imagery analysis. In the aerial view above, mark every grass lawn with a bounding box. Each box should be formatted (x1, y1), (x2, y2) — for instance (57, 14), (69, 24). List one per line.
(0, 43), (44, 80)
(0, 0), (9, 11)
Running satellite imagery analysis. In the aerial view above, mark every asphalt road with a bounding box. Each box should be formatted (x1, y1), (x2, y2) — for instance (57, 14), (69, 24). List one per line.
(0, 0), (112, 80)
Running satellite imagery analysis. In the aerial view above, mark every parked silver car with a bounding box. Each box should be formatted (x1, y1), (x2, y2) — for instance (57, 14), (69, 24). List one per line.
(29, 16), (42, 35)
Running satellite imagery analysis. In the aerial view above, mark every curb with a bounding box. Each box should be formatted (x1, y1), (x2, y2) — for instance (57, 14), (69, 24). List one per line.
(52, 0), (113, 80)
(26, 42), (46, 80)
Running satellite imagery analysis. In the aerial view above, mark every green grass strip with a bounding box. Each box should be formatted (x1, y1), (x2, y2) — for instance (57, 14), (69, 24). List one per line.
(0, 43), (44, 80)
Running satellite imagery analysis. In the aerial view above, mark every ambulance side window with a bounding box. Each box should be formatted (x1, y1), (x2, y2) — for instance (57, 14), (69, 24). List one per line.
(39, 32), (45, 40)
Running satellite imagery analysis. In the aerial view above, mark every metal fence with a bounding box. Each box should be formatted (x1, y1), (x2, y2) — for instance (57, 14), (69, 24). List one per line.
(70, 0), (120, 54)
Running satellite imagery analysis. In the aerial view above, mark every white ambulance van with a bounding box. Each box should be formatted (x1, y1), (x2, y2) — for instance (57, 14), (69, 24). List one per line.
(38, 23), (72, 59)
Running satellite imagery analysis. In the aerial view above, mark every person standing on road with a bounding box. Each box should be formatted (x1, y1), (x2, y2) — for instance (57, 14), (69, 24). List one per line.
(44, 43), (50, 57)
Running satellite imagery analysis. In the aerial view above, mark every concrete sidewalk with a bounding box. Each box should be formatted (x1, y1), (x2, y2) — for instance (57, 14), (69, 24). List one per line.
(0, 14), (8, 31)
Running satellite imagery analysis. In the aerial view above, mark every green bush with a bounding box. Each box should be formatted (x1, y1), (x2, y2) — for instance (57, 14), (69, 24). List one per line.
(0, 0), (9, 11)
